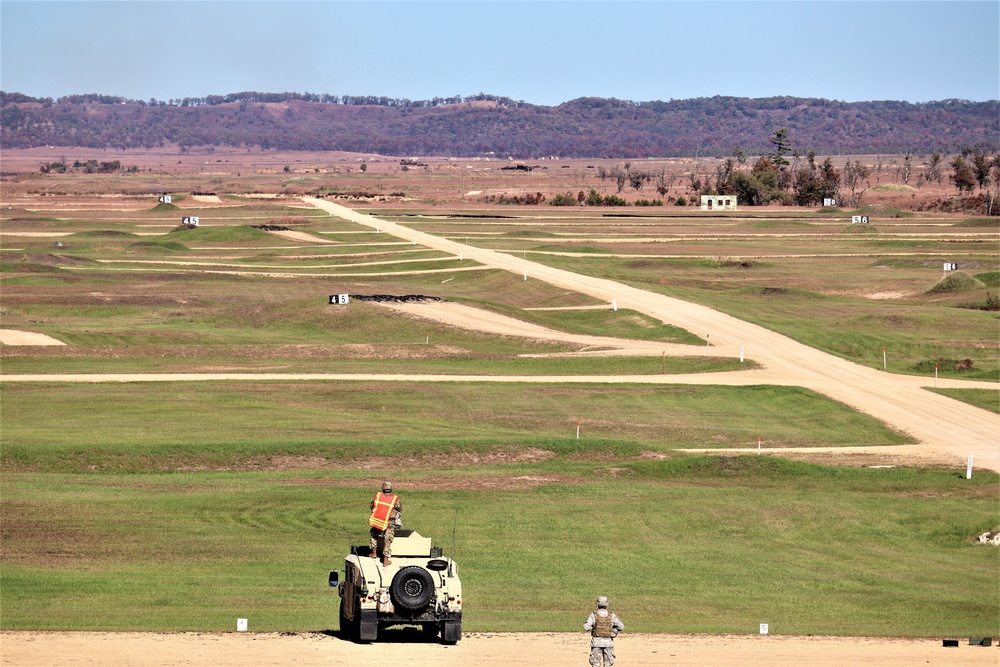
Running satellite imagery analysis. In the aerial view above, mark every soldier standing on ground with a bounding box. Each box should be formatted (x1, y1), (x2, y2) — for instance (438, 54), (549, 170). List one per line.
(584, 596), (624, 666)
(369, 481), (401, 566)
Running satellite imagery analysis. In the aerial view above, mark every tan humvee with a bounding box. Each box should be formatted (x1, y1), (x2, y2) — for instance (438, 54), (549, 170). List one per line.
(329, 529), (463, 643)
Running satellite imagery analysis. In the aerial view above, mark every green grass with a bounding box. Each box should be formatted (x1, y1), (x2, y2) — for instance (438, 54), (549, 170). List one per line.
(165, 225), (277, 244)
(849, 205), (913, 218)
(925, 388), (1000, 414)
(840, 224), (880, 234)
(0, 382), (911, 472)
(2, 458), (996, 635)
(0, 352), (745, 376)
(974, 271), (1000, 287)
(871, 185), (917, 192)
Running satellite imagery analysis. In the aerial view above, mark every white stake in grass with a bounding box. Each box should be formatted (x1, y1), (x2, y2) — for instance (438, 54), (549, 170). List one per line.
(237, 618), (248, 632)
(967, 455), (973, 480)
(612, 298), (617, 311)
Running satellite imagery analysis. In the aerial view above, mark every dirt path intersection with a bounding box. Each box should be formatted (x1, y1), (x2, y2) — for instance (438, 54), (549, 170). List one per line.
(302, 198), (1000, 473)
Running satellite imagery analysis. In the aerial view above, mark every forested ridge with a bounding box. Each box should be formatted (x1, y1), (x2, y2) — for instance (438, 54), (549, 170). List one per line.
(2, 91), (996, 157)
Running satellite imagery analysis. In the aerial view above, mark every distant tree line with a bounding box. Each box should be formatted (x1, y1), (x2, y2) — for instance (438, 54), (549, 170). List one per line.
(0, 90), (524, 109)
(1, 91), (996, 159)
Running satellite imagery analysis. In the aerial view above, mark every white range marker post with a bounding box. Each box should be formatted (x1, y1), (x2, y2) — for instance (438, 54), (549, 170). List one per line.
(237, 618), (248, 632)
(967, 456), (973, 480)
(612, 298), (617, 311)
(576, 419), (581, 439)
(758, 434), (762, 455)
(740, 345), (745, 363)
(759, 623), (769, 635)
(523, 271), (527, 281)
(883, 346), (887, 371)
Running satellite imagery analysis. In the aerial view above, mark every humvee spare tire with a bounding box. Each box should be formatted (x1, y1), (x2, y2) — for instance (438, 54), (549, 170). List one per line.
(390, 566), (435, 612)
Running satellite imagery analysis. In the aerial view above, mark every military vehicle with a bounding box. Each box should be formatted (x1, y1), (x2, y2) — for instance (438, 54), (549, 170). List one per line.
(329, 529), (463, 643)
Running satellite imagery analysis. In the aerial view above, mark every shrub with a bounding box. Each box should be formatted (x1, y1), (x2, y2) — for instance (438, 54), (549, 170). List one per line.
(549, 192), (578, 206)
(675, 196), (688, 206)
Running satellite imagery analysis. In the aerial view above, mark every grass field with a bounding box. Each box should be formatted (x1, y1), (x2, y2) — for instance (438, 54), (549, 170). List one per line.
(2, 191), (998, 639)
(2, 458), (996, 636)
(0, 382), (911, 472)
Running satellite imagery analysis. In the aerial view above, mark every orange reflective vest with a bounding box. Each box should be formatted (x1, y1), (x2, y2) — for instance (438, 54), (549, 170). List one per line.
(369, 492), (399, 530)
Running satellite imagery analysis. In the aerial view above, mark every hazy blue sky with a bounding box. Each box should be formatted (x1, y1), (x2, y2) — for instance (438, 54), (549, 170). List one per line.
(2, 1), (997, 105)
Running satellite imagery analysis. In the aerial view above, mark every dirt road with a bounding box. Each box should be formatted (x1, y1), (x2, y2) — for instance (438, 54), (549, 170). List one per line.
(303, 198), (1000, 472)
(2, 631), (995, 667)
(2, 201), (996, 472)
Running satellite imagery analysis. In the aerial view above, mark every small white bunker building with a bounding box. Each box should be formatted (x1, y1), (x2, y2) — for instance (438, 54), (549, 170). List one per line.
(700, 195), (737, 211)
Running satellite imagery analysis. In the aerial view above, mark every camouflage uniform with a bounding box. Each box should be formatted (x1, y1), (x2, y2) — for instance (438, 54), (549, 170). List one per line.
(369, 484), (401, 561)
(584, 597), (624, 667)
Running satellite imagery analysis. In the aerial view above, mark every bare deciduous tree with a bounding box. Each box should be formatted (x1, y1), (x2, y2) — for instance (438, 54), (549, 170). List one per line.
(843, 160), (871, 207)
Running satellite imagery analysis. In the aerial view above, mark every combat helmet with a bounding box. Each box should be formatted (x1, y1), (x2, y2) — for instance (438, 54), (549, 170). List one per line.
(596, 596), (608, 608)
(381, 480), (393, 493)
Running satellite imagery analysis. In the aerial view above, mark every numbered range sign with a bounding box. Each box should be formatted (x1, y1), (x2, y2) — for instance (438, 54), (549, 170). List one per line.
(943, 262), (958, 271)
(181, 216), (200, 227)
(823, 198), (837, 207)
(329, 294), (350, 305)
(851, 215), (870, 224)
(158, 195), (172, 204)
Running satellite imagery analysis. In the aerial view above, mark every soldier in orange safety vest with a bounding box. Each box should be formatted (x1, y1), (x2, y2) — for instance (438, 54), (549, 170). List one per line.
(369, 481), (402, 566)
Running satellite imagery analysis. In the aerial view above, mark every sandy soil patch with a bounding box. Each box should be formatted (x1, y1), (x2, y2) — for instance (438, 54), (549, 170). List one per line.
(268, 230), (338, 244)
(0, 330), (66, 346)
(375, 301), (704, 357)
(190, 195), (223, 203)
(0, 344), (471, 361)
(1, 631), (995, 667)
(0, 232), (73, 237)
(865, 291), (909, 299)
